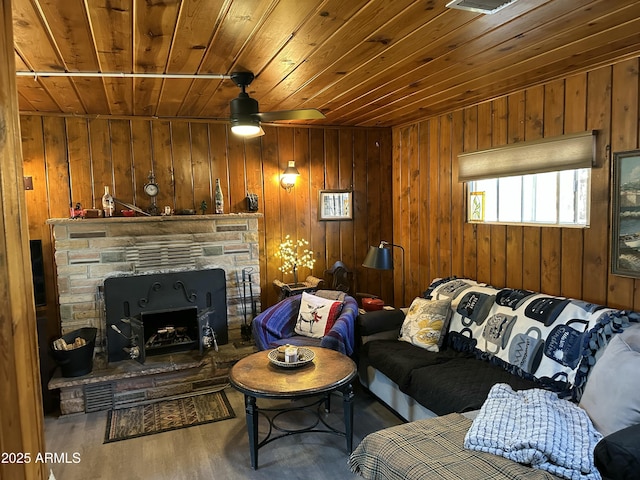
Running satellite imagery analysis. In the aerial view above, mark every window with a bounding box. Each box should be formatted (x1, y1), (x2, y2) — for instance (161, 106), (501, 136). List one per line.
(467, 168), (590, 227)
(458, 131), (595, 228)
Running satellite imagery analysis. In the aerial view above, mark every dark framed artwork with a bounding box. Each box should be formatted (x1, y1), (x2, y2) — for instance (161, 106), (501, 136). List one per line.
(612, 149), (640, 278)
(318, 190), (352, 221)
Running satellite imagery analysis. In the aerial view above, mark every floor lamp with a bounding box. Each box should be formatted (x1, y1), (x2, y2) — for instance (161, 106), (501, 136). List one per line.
(362, 241), (405, 306)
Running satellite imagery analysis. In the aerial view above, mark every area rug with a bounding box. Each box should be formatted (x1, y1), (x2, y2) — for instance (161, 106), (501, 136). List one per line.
(104, 391), (235, 443)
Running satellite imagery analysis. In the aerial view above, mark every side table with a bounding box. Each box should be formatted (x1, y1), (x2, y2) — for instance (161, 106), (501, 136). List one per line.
(272, 275), (324, 300)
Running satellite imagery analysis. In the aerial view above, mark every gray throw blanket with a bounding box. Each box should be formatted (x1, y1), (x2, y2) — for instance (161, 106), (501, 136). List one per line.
(464, 384), (602, 480)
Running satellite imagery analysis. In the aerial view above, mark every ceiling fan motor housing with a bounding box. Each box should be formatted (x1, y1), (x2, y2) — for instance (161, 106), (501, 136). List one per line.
(230, 92), (259, 118)
(227, 71), (324, 135)
(230, 92), (261, 135)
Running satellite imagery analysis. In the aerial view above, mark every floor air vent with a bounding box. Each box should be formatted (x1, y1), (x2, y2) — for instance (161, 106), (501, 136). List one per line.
(446, 0), (519, 14)
(84, 383), (115, 412)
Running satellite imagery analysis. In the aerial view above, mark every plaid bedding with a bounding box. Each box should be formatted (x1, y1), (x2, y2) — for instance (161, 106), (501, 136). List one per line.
(349, 414), (561, 480)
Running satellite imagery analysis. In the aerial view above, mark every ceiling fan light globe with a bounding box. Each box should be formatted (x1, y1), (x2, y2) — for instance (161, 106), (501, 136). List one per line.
(231, 123), (262, 136)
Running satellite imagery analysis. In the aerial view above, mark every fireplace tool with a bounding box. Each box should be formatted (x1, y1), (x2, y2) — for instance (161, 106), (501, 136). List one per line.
(110, 320), (141, 361)
(239, 267), (257, 342)
(199, 308), (218, 353)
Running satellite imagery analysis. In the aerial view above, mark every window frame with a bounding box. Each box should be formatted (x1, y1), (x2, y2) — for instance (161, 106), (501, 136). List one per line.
(465, 168), (591, 229)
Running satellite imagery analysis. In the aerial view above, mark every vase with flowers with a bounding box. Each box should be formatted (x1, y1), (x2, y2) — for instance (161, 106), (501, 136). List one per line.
(276, 235), (316, 286)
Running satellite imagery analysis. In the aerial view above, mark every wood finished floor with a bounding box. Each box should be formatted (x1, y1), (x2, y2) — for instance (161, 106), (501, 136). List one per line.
(44, 384), (403, 480)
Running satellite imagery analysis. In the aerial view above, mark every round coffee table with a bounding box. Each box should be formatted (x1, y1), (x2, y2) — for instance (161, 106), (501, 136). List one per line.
(229, 346), (357, 470)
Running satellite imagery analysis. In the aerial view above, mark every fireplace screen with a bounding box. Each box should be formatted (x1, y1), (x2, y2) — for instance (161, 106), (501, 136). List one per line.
(104, 269), (228, 363)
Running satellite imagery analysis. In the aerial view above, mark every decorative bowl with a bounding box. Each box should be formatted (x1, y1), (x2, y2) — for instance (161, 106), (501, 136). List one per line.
(268, 347), (315, 368)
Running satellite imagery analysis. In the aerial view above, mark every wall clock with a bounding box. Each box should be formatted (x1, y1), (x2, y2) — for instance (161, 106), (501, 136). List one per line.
(144, 172), (159, 215)
(144, 182), (159, 197)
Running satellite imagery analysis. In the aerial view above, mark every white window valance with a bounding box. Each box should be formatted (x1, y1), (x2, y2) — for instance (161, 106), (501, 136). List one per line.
(457, 130), (595, 182)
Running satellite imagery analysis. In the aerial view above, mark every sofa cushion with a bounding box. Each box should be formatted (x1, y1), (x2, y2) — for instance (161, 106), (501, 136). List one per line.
(594, 423), (640, 480)
(399, 297), (452, 352)
(405, 357), (539, 415)
(579, 324), (640, 436)
(360, 339), (463, 390)
(357, 308), (406, 337)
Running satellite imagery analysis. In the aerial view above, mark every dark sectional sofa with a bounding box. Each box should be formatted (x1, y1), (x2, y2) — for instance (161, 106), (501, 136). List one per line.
(350, 277), (640, 479)
(356, 277), (631, 421)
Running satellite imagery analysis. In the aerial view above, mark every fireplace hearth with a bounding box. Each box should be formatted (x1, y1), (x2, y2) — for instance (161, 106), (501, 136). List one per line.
(104, 269), (227, 363)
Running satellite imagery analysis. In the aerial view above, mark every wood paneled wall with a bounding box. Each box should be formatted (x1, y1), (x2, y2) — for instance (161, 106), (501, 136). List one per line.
(392, 57), (640, 310)
(20, 117), (394, 336)
(0, 0), (46, 478)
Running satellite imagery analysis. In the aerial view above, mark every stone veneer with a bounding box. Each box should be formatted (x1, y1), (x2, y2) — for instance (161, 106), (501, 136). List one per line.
(47, 214), (262, 350)
(48, 344), (256, 415)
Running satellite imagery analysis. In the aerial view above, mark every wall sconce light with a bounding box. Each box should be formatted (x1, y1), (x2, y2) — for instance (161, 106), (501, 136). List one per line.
(362, 241), (406, 307)
(280, 161), (300, 192)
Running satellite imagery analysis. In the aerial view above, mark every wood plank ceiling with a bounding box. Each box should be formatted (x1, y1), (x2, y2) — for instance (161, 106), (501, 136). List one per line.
(12, 0), (640, 128)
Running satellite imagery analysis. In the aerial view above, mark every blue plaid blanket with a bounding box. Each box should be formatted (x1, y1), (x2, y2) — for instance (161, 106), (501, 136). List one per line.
(252, 294), (358, 355)
(464, 384), (602, 480)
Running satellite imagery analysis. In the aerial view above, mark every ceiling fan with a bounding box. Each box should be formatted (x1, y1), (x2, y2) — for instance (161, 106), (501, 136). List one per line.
(228, 71), (325, 137)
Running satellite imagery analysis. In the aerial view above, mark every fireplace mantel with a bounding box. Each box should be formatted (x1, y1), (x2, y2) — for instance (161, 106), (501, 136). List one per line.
(47, 212), (261, 226)
(46, 213), (263, 239)
(47, 213), (262, 350)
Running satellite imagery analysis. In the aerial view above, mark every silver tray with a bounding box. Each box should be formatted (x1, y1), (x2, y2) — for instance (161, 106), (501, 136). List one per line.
(268, 347), (315, 368)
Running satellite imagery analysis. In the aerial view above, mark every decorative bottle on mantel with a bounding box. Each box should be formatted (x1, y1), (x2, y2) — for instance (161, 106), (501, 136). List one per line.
(214, 178), (224, 214)
(102, 185), (115, 217)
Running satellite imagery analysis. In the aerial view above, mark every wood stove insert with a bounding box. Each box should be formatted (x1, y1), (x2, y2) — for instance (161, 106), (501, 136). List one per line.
(104, 268), (228, 363)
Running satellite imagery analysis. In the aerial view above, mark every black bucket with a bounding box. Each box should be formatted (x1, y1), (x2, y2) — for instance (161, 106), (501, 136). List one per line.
(50, 327), (97, 377)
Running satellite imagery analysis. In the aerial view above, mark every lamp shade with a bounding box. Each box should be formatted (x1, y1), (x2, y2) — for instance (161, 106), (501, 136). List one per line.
(362, 245), (393, 270)
(280, 160), (300, 191)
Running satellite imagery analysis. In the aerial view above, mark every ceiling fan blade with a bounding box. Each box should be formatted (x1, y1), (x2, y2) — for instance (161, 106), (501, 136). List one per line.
(256, 108), (325, 122)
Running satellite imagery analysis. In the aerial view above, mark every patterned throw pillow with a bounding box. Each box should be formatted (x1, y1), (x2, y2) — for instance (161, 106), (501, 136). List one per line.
(399, 297), (452, 352)
(294, 292), (343, 339)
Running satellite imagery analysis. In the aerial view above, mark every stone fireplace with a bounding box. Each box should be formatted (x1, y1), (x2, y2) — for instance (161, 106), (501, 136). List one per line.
(46, 214), (262, 414)
(47, 214), (262, 353)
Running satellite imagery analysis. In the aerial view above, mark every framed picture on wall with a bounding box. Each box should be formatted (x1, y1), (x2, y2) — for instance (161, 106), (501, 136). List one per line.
(612, 149), (640, 278)
(468, 191), (485, 222)
(318, 190), (352, 221)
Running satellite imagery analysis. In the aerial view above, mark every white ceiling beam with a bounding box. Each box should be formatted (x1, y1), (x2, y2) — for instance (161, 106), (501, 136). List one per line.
(15, 71), (230, 80)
